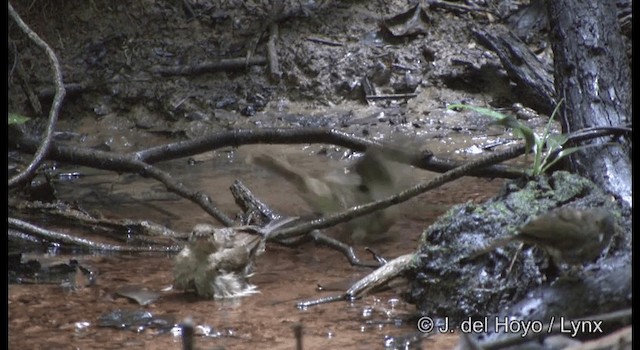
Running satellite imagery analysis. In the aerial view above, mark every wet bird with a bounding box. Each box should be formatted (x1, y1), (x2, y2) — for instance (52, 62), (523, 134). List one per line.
(468, 207), (615, 266)
(173, 224), (265, 298)
(247, 147), (404, 242)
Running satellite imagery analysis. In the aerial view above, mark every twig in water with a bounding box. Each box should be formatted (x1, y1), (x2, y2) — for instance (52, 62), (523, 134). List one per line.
(230, 180), (380, 267)
(180, 318), (195, 350)
(8, 217), (181, 252)
(296, 254), (415, 308)
(9, 133), (235, 226)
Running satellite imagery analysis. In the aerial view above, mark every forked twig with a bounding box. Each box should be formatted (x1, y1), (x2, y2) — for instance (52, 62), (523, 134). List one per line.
(231, 179), (380, 267)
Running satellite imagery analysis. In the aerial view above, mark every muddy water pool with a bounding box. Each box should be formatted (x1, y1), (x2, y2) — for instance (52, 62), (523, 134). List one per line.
(9, 142), (506, 349)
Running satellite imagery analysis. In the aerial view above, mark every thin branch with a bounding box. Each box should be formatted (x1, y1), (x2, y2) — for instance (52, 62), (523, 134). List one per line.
(8, 2), (66, 188)
(9, 133), (235, 226)
(149, 56), (267, 76)
(230, 179), (380, 267)
(309, 230), (380, 268)
(11, 123), (622, 229)
(296, 253), (415, 307)
(305, 36), (344, 47)
(129, 128), (525, 179)
(271, 145), (525, 240)
(230, 179), (282, 224)
(292, 323), (303, 350)
(132, 128), (377, 163)
(365, 93), (418, 101)
(10, 198), (189, 246)
(140, 163), (235, 226)
(8, 217), (180, 252)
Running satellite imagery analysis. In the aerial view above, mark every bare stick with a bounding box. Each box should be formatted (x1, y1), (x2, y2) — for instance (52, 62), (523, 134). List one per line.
(140, 163), (235, 226)
(8, 217), (180, 252)
(129, 128), (525, 179)
(292, 323), (303, 350)
(10, 198), (188, 246)
(427, 0), (499, 16)
(150, 56), (267, 76)
(230, 179), (282, 224)
(309, 231), (380, 268)
(365, 93), (418, 101)
(180, 318), (195, 350)
(9, 134), (235, 226)
(230, 180), (379, 267)
(8, 2), (66, 188)
(305, 37), (343, 47)
(296, 254), (415, 307)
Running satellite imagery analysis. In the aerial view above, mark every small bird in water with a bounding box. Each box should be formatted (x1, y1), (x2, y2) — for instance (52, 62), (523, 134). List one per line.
(468, 207), (615, 267)
(173, 224), (265, 298)
(247, 146), (406, 242)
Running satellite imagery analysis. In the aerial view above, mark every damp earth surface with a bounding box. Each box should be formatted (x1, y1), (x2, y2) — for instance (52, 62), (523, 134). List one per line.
(8, 0), (558, 348)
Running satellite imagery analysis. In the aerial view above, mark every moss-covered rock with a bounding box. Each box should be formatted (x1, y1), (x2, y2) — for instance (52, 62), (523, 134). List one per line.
(407, 171), (631, 324)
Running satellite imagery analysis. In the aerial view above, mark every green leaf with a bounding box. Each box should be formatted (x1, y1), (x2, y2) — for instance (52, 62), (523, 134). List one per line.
(539, 142), (616, 174)
(545, 134), (568, 151)
(448, 104), (536, 149)
(8, 113), (30, 125)
(447, 104), (508, 121)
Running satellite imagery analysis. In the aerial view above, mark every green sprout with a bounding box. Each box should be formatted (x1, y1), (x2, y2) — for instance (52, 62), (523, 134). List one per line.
(8, 113), (30, 125)
(448, 100), (603, 176)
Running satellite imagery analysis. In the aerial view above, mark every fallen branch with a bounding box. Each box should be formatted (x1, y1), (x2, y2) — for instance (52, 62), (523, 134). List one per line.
(472, 26), (555, 115)
(230, 179), (380, 267)
(9, 132), (235, 226)
(305, 36), (343, 47)
(9, 198), (187, 247)
(297, 253), (415, 307)
(8, 217), (181, 252)
(11, 124), (622, 232)
(150, 56), (267, 76)
(230, 179), (282, 225)
(128, 128), (525, 179)
(365, 93), (418, 101)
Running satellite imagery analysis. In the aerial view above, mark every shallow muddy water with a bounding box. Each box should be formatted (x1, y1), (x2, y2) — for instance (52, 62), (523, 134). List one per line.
(9, 0), (626, 347)
(9, 142), (506, 349)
